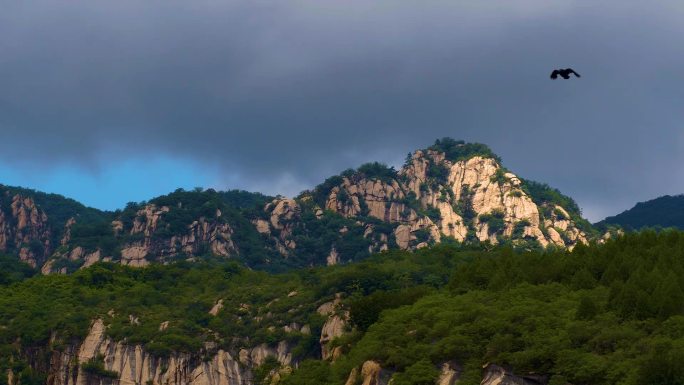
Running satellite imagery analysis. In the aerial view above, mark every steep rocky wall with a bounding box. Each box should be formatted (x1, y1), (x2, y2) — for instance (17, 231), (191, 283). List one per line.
(318, 150), (588, 251)
(317, 294), (349, 361)
(37, 320), (293, 385)
(0, 194), (52, 267)
(120, 205), (237, 265)
(42, 204), (239, 273)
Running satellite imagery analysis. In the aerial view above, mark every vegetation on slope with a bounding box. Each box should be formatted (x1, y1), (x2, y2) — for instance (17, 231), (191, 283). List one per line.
(0, 184), (111, 250)
(427, 137), (502, 163)
(596, 194), (684, 231)
(0, 255), (36, 285)
(284, 230), (684, 385)
(3, 231), (684, 384)
(521, 178), (595, 235)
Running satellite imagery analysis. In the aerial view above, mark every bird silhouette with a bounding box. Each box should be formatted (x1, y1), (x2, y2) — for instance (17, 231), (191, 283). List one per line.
(550, 68), (581, 79)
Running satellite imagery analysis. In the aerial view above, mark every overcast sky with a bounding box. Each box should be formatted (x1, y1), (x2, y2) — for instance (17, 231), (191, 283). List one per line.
(1, 1), (683, 221)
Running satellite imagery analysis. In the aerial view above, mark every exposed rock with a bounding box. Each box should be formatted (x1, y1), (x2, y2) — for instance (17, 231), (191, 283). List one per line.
(344, 361), (390, 385)
(481, 363), (547, 385)
(326, 178), (412, 223)
(0, 194), (51, 267)
(327, 247), (339, 266)
(81, 250), (101, 269)
(43, 319), (293, 385)
(394, 225), (412, 250)
(360, 361), (382, 385)
(120, 204), (238, 264)
(248, 342), (292, 367)
(321, 150), (588, 251)
(40, 259), (56, 275)
(1, 141), (593, 271)
(437, 361), (461, 385)
(267, 198), (299, 231)
(131, 204), (169, 236)
(111, 220), (124, 235)
(262, 198), (301, 256)
(159, 321), (169, 331)
(61, 218), (76, 245)
(317, 295), (349, 361)
(210, 299), (224, 316)
(344, 367), (359, 385)
(121, 246), (149, 267)
(320, 313), (347, 360)
(254, 219), (270, 234)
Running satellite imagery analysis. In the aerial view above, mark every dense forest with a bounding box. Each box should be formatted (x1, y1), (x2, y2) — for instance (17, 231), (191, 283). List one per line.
(596, 194), (684, 231)
(3, 231), (684, 384)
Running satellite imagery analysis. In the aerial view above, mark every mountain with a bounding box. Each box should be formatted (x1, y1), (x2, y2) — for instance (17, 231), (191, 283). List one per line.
(596, 194), (684, 230)
(0, 138), (594, 273)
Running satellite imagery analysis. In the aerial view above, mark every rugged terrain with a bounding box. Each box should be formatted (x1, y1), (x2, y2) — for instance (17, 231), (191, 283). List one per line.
(0, 138), (594, 273)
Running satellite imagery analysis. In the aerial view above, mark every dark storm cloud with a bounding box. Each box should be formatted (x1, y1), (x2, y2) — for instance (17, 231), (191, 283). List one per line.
(1, 1), (684, 220)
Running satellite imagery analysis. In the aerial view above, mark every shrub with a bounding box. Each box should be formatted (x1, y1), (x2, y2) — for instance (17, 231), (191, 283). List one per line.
(81, 355), (119, 379)
(428, 138), (502, 163)
(479, 210), (505, 234)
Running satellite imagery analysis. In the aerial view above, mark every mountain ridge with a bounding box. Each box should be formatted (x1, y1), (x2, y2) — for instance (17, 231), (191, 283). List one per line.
(596, 194), (684, 231)
(0, 138), (595, 273)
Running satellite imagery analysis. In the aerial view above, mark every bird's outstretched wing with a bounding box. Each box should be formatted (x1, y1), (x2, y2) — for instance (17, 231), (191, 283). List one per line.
(567, 68), (581, 78)
(550, 70), (560, 79)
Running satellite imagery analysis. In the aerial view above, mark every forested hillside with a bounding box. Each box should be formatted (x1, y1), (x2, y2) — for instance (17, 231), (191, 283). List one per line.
(3, 231), (684, 385)
(596, 194), (684, 231)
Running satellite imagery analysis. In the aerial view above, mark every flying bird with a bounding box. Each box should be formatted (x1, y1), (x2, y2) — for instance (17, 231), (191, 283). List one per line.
(550, 68), (581, 79)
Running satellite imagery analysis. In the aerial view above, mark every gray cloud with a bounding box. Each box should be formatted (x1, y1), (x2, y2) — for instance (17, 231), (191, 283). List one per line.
(1, 1), (684, 221)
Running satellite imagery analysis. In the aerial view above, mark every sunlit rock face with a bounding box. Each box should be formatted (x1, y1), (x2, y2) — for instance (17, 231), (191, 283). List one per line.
(316, 146), (588, 252)
(40, 319), (294, 385)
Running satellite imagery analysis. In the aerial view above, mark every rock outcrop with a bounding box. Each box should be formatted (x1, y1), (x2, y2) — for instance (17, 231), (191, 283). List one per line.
(123, 204), (237, 261)
(437, 361), (461, 385)
(317, 295), (349, 361)
(344, 361), (389, 385)
(314, 148), (589, 251)
(260, 198), (300, 256)
(43, 203), (239, 273)
(41, 319), (293, 385)
(481, 363), (548, 385)
(341, 361), (547, 385)
(0, 193), (51, 267)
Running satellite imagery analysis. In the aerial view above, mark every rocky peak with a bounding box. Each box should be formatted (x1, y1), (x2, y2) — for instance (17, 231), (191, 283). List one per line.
(312, 139), (590, 251)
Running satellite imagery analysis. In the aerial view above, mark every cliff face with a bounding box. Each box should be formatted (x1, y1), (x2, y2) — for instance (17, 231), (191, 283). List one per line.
(297, 148), (588, 253)
(0, 193), (52, 267)
(120, 204), (237, 267)
(17, 319), (294, 385)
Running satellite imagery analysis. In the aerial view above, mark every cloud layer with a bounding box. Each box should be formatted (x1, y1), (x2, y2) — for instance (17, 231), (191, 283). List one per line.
(1, 1), (684, 220)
